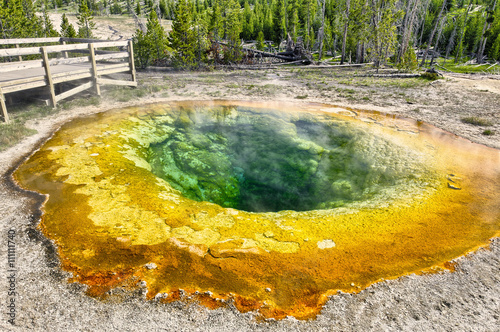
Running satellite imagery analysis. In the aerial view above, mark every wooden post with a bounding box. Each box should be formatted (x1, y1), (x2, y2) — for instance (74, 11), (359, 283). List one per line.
(88, 43), (101, 96)
(61, 40), (69, 59)
(0, 89), (10, 124)
(15, 44), (22, 62)
(128, 40), (137, 84)
(41, 47), (57, 108)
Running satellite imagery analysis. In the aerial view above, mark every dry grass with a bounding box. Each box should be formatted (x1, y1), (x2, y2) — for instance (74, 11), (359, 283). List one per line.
(461, 117), (494, 126)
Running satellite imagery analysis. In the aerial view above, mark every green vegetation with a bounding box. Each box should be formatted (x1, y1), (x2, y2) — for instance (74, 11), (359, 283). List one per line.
(1, 66), (497, 152)
(60, 13), (77, 38)
(76, 0), (95, 38)
(168, 0), (197, 68)
(0, 104), (55, 151)
(439, 62), (499, 74)
(0, 123), (37, 151)
(420, 71), (442, 80)
(397, 46), (419, 72)
(483, 129), (495, 135)
(134, 10), (170, 68)
(2, 0), (499, 71)
(461, 116), (494, 126)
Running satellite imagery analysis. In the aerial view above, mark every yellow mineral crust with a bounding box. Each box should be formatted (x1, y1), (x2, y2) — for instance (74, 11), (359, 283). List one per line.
(13, 101), (500, 320)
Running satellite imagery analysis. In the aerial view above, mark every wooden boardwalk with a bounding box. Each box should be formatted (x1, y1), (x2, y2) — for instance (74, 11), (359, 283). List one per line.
(0, 37), (137, 123)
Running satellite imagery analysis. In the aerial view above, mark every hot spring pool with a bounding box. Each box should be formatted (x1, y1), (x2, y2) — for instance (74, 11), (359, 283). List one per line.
(14, 101), (500, 319)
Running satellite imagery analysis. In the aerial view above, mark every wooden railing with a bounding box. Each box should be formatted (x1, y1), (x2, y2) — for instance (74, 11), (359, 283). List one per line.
(0, 37), (137, 123)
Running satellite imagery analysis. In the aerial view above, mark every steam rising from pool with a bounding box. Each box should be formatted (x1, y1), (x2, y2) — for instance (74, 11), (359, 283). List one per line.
(146, 107), (431, 212)
(13, 101), (500, 320)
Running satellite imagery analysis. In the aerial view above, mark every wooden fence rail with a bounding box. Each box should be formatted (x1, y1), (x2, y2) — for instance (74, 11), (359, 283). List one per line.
(0, 37), (137, 123)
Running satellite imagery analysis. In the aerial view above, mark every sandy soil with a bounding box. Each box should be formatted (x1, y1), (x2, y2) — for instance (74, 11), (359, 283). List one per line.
(0, 69), (499, 331)
(48, 12), (171, 40)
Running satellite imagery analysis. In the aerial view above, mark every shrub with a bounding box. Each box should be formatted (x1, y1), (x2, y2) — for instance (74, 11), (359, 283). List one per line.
(397, 48), (418, 73)
(461, 117), (493, 126)
(420, 71), (440, 80)
(482, 129), (495, 136)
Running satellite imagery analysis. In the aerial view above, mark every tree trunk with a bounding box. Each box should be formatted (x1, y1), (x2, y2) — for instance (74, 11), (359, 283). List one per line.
(476, 13), (489, 62)
(477, 0), (497, 63)
(318, 0), (327, 61)
(360, 42), (365, 63)
(156, 0), (162, 20)
(430, 16), (446, 66)
(420, 0), (447, 66)
(444, 17), (457, 64)
(128, 0), (146, 32)
(418, 0), (432, 46)
(399, 0), (419, 63)
(454, 0), (472, 63)
(333, 34), (337, 58)
(0, 16), (7, 39)
(306, 0), (312, 50)
(341, 0), (351, 64)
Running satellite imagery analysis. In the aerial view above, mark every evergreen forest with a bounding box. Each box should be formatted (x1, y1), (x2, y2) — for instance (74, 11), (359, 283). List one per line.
(1, 0), (499, 70)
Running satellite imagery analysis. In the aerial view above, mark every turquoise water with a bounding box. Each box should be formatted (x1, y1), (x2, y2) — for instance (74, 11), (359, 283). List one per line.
(147, 106), (423, 212)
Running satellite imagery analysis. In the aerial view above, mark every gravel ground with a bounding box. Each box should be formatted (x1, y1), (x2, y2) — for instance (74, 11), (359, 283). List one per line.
(0, 69), (498, 331)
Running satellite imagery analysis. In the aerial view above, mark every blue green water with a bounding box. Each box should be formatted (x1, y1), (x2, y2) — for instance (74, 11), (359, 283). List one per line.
(147, 106), (422, 212)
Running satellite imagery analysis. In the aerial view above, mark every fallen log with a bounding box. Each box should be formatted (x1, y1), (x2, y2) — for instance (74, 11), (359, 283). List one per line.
(434, 63), (450, 72)
(219, 36), (313, 64)
(486, 63), (498, 70)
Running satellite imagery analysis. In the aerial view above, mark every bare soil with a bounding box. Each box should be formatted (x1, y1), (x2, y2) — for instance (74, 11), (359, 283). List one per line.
(48, 13), (171, 40)
(0, 68), (499, 331)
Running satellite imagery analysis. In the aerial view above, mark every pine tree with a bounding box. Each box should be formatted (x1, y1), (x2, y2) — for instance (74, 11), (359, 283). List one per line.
(288, 0), (300, 41)
(193, 11), (209, 66)
(60, 13), (77, 37)
(77, 0), (96, 38)
(368, 0), (401, 71)
(253, 0), (264, 36)
(302, 0), (317, 50)
(135, 0), (141, 15)
(241, 1), (255, 40)
(318, 0), (327, 60)
(111, 0), (122, 14)
(209, 0), (223, 40)
(340, 0), (350, 63)
(0, 0), (44, 38)
(397, 0), (420, 64)
(257, 30), (266, 50)
(148, 10), (169, 61)
(489, 33), (500, 60)
(42, 0), (59, 37)
(223, 0), (242, 62)
(133, 10), (170, 67)
(397, 45), (418, 72)
(263, 5), (274, 41)
(487, 6), (500, 60)
(1, 0), (25, 38)
(168, 0), (197, 67)
(159, 0), (168, 18)
(133, 29), (151, 68)
(208, 0), (223, 64)
(273, 0), (287, 44)
(454, 0), (473, 63)
(477, 0), (497, 63)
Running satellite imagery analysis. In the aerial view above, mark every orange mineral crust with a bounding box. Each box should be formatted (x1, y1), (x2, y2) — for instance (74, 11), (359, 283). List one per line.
(14, 101), (500, 320)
